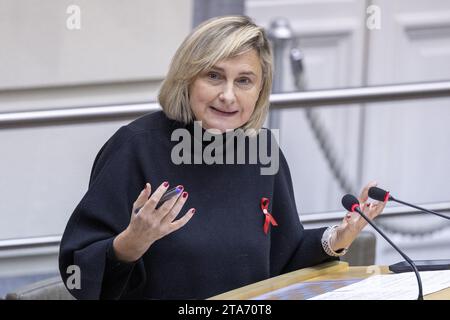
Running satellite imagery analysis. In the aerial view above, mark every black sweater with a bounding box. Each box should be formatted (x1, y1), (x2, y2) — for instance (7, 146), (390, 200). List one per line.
(59, 111), (335, 300)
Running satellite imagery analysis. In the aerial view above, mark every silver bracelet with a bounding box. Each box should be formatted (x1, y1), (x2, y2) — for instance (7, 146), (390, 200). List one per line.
(321, 225), (348, 257)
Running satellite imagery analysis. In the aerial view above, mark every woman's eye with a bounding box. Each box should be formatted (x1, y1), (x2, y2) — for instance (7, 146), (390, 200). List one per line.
(207, 72), (220, 80)
(237, 78), (251, 85)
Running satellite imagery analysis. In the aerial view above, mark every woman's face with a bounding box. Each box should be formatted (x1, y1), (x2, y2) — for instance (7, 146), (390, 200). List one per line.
(189, 49), (263, 132)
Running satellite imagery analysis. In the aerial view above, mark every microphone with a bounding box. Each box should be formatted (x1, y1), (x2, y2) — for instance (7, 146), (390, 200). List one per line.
(342, 194), (423, 300)
(368, 186), (450, 274)
(369, 186), (450, 220)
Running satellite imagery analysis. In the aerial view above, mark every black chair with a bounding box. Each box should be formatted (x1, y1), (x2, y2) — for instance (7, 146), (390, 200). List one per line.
(5, 276), (74, 300)
(341, 231), (377, 266)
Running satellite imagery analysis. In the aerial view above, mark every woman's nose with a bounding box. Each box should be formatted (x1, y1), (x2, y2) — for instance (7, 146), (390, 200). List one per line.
(219, 82), (236, 104)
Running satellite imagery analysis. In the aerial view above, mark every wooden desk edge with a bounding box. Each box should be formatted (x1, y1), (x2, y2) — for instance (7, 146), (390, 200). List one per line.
(208, 261), (348, 300)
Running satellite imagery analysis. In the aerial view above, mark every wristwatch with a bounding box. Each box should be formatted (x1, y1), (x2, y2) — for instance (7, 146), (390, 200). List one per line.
(321, 225), (348, 257)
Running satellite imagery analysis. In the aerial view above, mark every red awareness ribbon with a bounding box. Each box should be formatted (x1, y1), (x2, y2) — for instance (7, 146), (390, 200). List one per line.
(261, 197), (278, 234)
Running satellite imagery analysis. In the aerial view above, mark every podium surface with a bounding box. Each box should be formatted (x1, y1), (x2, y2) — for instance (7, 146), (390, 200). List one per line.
(209, 261), (450, 300)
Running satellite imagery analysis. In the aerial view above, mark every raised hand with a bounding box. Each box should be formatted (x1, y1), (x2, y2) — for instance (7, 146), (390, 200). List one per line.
(113, 181), (195, 262)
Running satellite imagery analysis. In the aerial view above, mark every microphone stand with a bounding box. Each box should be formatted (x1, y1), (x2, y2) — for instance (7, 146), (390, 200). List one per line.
(390, 196), (450, 220)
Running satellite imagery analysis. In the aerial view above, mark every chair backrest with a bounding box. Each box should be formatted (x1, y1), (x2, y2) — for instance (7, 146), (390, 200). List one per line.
(5, 276), (75, 300)
(340, 231), (377, 266)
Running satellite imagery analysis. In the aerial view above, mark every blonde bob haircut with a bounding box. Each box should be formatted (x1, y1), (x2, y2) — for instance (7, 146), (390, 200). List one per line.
(158, 15), (273, 131)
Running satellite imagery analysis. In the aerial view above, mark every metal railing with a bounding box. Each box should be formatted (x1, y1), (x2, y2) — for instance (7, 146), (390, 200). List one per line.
(301, 201), (450, 224)
(0, 103), (158, 127)
(1, 80), (450, 127)
(0, 202), (449, 251)
(270, 80), (450, 108)
(0, 235), (61, 251)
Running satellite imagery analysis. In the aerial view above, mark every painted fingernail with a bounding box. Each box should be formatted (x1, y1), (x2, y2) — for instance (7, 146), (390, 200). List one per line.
(366, 203), (370, 207)
(163, 181), (169, 187)
(177, 185), (184, 192)
(191, 208), (196, 214)
(182, 191), (188, 198)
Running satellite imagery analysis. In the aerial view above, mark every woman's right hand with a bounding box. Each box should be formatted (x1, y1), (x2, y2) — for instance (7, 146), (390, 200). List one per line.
(113, 181), (195, 262)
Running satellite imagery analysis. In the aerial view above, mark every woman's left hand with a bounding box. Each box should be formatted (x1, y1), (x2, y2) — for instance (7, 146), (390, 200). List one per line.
(330, 181), (387, 252)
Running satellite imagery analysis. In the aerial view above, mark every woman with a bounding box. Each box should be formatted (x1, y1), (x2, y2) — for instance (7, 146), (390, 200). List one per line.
(59, 15), (386, 300)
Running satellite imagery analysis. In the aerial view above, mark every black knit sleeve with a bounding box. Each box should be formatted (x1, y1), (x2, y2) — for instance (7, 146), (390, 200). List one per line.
(269, 149), (337, 277)
(59, 126), (147, 299)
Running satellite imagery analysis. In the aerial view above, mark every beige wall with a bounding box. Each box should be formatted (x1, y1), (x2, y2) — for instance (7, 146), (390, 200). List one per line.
(0, 0), (192, 111)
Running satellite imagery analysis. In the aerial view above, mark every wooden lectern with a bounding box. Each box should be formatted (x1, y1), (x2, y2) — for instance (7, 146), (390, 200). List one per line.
(209, 261), (450, 300)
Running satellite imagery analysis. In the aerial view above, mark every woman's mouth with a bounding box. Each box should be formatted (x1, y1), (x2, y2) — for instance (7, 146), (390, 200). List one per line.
(209, 106), (238, 117)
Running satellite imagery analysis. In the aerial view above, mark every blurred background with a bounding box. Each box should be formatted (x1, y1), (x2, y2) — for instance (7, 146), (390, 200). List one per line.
(1, 0), (450, 298)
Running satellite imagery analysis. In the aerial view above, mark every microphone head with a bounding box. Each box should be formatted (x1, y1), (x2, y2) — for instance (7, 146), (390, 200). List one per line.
(341, 194), (360, 212)
(368, 186), (391, 202)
